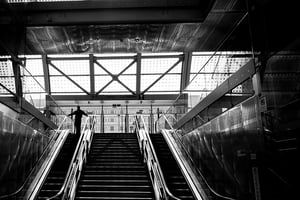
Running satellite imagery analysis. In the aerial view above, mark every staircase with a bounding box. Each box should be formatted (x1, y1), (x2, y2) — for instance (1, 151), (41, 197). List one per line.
(37, 134), (78, 199)
(150, 134), (195, 200)
(75, 133), (154, 200)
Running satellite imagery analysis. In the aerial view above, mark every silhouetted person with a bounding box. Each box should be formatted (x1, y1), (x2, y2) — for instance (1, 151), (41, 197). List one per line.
(68, 106), (88, 138)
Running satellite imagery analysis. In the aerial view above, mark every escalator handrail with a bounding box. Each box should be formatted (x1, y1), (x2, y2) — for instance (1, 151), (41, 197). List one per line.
(47, 115), (95, 200)
(161, 114), (237, 200)
(135, 115), (181, 200)
(0, 116), (70, 199)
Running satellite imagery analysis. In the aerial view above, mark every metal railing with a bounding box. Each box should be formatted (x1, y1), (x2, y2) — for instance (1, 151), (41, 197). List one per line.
(46, 115), (96, 200)
(134, 115), (181, 200)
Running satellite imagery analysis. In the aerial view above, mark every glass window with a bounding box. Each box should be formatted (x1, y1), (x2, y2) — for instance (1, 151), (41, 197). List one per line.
(50, 60), (89, 76)
(0, 77), (15, 94)
(96, 59), (136, 75)
(24, 58), (44, 76)
(142, 74), (181, 92)
(188, 51), (252, 93)
(102, 82), (130, 94)
(94, 75), (113, 92)
(0, 60), (14, 76)
(0, 60), (15, 95)
(50, 76), (89, 93)
(22, 76), (45, 93)
(141, 58), (181, 74)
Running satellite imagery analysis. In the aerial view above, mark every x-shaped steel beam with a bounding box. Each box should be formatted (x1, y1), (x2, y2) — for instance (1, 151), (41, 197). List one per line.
(94, 59), (136, 95)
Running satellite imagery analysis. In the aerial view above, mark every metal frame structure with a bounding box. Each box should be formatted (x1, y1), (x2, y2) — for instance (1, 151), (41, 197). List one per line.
(1, 51), (254, 133)
(1, 52), (254, 102)
(17, 53), (186, 101)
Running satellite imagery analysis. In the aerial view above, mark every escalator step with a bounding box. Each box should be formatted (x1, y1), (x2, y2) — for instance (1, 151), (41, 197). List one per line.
(37, 134), (78, 199)
(150, 134), (195, 200)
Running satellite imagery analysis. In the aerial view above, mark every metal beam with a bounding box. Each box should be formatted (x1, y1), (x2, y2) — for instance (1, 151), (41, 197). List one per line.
(1, 1), (210, 25)
(48, 61), (90, 95)
(141, 58), (182, 95)
(42, 54), (51, 94)
(115, 59), (136, 95)
(94, 60), (114, 77)
(96, 79), (114, 95)
(39, 54), (181, 61)
(3, 1), (206, 10)
(12, 59), (23, 101)
(26, 9), (205, 25)
(174, 59), (256, 129)
(94, 59), (136, 95)
(48, 94), (179, 101)
(89, 54), (95, 95)
(180, 52), (192, 93)
(136, 53), (141, 98)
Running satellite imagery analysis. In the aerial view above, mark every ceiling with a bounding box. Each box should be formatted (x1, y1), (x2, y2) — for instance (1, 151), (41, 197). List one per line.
(0, 0), (300, 55)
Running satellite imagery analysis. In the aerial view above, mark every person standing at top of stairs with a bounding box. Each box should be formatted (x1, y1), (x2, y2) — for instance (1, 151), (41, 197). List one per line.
(68, 105), (88, 139)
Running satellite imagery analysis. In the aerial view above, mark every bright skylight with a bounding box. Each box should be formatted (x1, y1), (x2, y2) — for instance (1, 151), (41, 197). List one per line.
(0, 60), (15, 94)
(0, 52), (251, 98)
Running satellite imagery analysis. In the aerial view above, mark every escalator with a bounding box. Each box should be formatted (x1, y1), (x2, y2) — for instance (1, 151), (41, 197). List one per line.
(150, 134), (195, 200)
(37, 134), (78, 199)
(75, 133), (155, 200)
(260, 128), (299, 200)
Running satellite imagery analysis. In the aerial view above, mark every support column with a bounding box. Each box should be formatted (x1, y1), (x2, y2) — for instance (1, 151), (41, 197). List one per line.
(12, 59), (23, 111)
(180, 52), (192, 93)
(136, 53), (141, 98)
(100, 105), (105, 133)
(89, 54), (95, 95)
(42, 54), (51, 95)
(150, 104), (154, 134)
(125, 105), (129, 133)
(252, 71), (262, 96)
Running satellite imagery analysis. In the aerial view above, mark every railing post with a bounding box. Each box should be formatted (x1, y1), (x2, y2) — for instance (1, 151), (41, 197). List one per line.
(100, 105), (104, 133)
(250, 153), (261, 200)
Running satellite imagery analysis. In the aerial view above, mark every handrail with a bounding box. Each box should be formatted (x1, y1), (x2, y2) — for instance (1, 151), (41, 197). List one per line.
(26, 116), (36, 125)
(135, 115), (181, 200)
(47, 115), (96, 200)
(160, 114), (237, 200)
(0, 116), (70, 199)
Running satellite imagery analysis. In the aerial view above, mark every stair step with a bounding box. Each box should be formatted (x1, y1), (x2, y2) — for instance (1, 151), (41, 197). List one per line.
(77, 190), (153, 197)
(81, 174), (148, 180)
(78, 185), (152, 191)
(84, 165), (145, 170)
(76, 133), (154, 199)
(88, 157), (141, 162)
(86, 162), (143, 166)
(88, 155), (140, 158)
(75, 197), (153, 200)
(82, 170), (147, 175)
